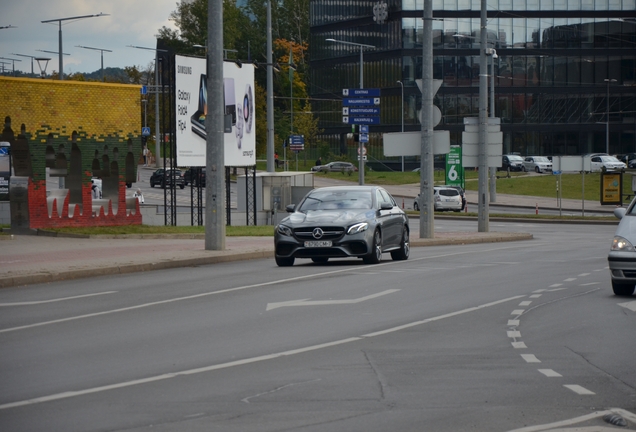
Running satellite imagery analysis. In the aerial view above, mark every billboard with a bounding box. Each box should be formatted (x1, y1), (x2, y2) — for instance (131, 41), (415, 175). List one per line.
(175, 55), (256, 167)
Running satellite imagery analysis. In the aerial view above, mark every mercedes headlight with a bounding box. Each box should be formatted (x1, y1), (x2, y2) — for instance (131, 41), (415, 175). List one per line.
(611, 236), (635, 252)
(347, 222), (368, 235)
(277, 224), (293, 236)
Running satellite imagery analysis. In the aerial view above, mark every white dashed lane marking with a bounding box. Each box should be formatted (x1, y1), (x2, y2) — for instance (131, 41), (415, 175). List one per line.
(521, 354), (541, 363)
(538, 369), (562, 377)
(564, 384), (595, 395)
(519, 301), (532, 306)
(511, 341), (527, 349)
(563, 278), (577, 282)
(511, 309), (525, 315)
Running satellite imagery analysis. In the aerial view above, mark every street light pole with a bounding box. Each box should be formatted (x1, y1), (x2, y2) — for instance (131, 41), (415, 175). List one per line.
(11, 53), (35, 75)
(397, 80), (404, 171)
(326, 38), (375, 185)
(605, 78), (617, 155)
(76, 45), (112, 82)
(266, 0), (275, 173)
(41, 13), (108, 80)
(488, 50), (497, 203)
(128, 45), (167, 168)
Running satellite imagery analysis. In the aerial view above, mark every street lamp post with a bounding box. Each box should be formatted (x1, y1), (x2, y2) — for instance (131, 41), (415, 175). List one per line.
(326, 38), (376, 185)
(41, 13), (108, 80)
(0, 57), (21, 76)
(128, 45), (168, 168)
(397, 80), (404, 171)
(11, 53), (36, 75)
(76, 45), (112, 82)
(604, 78), (617, 155)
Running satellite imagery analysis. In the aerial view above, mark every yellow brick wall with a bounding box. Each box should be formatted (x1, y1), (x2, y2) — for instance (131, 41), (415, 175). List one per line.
(0, 76), (141, 141)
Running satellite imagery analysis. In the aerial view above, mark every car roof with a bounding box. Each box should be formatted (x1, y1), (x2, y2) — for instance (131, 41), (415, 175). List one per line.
(311, 185), (383, 193)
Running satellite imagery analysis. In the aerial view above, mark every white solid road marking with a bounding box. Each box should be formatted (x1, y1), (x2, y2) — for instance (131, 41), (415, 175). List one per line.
(0, 295), (525, 410)
(549, 284), (563, 288)
(0, 291), (117, 307)
(0, 244), (526, 334)
(578, 273), (590, 277)
(506, 409), (636, 432)
(564, 384), (595, 395)
(563, 278), (577, 282)
(521, 354), (541, 363)
(266, 289), (400, 311)
(538, 369), (562, 377)
(618, 300), (636, 312)
(529, 294), (541, 298)
(579, 282), (599, 286)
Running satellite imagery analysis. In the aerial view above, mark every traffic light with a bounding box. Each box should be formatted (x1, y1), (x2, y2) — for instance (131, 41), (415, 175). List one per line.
(352, 125), (359, 142)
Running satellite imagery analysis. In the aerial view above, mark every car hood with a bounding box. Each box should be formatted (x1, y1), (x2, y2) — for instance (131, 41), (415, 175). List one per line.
(284, 209), (375, 225)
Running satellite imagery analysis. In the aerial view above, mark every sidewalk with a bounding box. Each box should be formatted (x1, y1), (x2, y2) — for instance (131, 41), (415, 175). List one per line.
(0, 230), (533, 289)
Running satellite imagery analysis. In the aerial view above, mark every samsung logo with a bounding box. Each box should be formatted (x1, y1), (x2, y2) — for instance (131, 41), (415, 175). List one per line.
(178, 66), (192, 75)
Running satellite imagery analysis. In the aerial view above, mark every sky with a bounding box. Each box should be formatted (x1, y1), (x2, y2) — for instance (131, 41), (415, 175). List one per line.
(0, 0), (179, 76)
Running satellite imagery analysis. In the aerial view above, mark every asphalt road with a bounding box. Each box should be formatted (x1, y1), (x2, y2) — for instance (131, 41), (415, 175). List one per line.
(1, 220), (634, 431)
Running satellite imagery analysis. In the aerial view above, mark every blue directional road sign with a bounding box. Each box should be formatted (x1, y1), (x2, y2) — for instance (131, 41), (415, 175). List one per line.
(359, 125), (369, 133)
(289, 134), (305, 144)
(360, 134), (369, 143)
(343, 88), (381, 97)
(343, 116), (380, 125)
(343, 97), (381, 106)
(141, 85), (148, 95)
(343, 107), (381, 116)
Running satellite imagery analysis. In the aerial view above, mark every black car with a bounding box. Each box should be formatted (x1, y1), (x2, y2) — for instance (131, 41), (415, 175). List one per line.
(500, 154), (525, 172)
(184, 168), (206, 187)
(274, 186), (409, 266)
(149, 168), (185, 189)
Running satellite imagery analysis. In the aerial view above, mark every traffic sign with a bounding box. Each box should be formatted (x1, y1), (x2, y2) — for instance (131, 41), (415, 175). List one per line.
(289, 134), (305, 144)
(359, 125), (369, 133)
(142, 127), (151, 137)
(553, 170), (562, 175)
(342, 97), (381, 106)
(343, 116), (380, 125)
(360, 134), (369, 143)
(140, 85), (147, 95)
(343, 107), (381, 116)
(343, 88), (380, 97)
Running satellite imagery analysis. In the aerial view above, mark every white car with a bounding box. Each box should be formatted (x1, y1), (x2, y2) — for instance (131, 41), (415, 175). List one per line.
(522, 156), (552, 173)
(608, 199), (636, 296)
(414, 187), (463, 212)
(590, 155), (626, 172)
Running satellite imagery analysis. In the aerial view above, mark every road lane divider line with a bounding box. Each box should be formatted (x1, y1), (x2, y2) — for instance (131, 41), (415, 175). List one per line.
(0, 295), (525, 410)
(521, 354), (541, 363)
(0, 291), (117, 307)
(0, 244), (527, 334)
(538, 369), (562, 377)
(563, 384), (595, 395)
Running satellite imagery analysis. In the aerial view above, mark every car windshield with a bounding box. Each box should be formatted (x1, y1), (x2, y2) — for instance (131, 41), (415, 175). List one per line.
(601, 156), (620, 162)
(534, 157), (550, 162)
(508, 156), (524, 162)
(299, 190), (373, 211)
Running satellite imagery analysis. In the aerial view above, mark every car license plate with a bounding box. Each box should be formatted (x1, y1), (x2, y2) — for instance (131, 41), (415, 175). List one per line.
(304, 240), (332, 247)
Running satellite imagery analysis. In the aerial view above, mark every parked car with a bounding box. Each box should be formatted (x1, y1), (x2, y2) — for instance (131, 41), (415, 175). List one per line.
(274, 186), (409, 266)
(184, 168), (206, 187)
(608, 199), (636, 296)
(443, 185), (466, 210)
(500, 154), (525, 172)
(413, 186), (463, 212)
(522, 156), (552, 173)
(590, 155), (626, 172)
(616, 153), (636, 166)
(311, 161), (358, 173)
(149, 168), (185, 189)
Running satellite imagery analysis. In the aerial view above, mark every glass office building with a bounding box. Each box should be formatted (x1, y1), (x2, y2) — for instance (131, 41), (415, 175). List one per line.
(310, 0), (635, 163)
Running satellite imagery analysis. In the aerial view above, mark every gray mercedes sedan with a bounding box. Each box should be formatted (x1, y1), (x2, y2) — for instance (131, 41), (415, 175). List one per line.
(274, 186), (410, 267)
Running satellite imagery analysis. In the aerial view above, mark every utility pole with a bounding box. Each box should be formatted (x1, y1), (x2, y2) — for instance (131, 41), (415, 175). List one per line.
(205, 0), (226, 250)
(420, 0), (434, 239)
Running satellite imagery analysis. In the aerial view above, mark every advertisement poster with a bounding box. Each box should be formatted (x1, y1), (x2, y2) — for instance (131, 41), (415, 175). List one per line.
(600, 171), (622, 206)
(175, 55), (255, 167)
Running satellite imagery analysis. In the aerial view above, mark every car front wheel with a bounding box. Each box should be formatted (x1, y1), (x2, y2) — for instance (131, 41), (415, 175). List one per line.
(391, 228), (409, 261)
(535, 166), (540, 173)
(363, 230), (382, 264)
(612, 280), (635, 296)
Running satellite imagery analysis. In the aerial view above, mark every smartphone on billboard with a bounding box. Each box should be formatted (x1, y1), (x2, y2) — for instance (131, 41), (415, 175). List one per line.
(190, 74), (207, 139)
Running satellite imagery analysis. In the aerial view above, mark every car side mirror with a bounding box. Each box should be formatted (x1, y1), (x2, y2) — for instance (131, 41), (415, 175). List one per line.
(286, 204), (296, 213)
(614, 207), (626, 220)
(380, 202), (393, 210)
